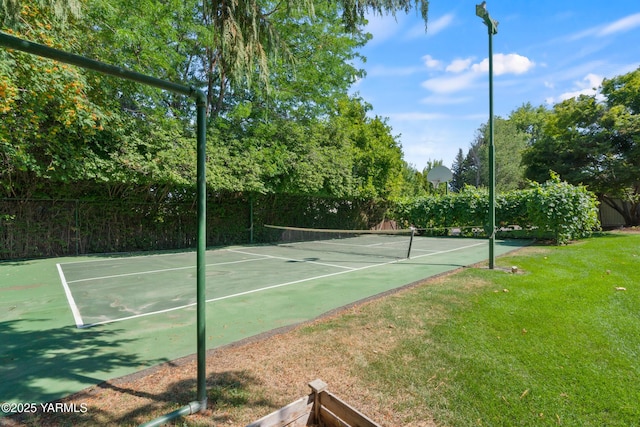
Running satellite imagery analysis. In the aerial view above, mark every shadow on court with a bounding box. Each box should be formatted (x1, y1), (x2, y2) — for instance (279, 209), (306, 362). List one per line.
(0, 319), (167, 405)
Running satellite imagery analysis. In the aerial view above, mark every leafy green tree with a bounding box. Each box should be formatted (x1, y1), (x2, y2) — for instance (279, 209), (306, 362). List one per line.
(201, 0), (428, 117)
(509, 102), (549, 146)
(457, 116), (529, 192)
(451, 148), (473, 192)
(243, 3), (369, 122)
(333, 97), (406, 199)
(1, 0), (80, 27)
(0, 4), (121, 197)
(2, 0), (431, 201)
(208, 104), (355, 196)
(523, 67), (640, 226)
(599, 69), (640, 225)
(398, 162), (428, 197)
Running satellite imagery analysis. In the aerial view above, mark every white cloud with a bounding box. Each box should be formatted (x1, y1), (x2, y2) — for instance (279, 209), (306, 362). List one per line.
(363, 13), (406, 44)
(599, 13), (640, 36)
(404, 23), (429, 39)
(422, 55), (443, 70)
(471, 53), (535, 76)
(421, 53), (533, 94)
(446, 58), (473, 73)
(421, 72), (478, 94)
(427, 13), (455, 36)
(566, 12), (640, 41)
(549, 73), (604, 103)
(368, 65), (421, 77)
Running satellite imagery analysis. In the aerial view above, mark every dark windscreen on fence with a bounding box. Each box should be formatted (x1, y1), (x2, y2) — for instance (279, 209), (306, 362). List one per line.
(0, 195), (388, 260)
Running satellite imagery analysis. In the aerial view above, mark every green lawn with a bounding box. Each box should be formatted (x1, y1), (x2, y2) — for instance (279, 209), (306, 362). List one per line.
(310, 232), (640, 426)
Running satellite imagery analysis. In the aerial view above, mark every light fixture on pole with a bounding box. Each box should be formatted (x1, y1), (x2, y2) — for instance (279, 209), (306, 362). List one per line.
(475, 1), (498, 269)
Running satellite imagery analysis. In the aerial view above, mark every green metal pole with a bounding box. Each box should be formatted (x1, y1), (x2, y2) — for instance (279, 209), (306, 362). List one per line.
(475, 2), (498, 269)
(249, 193), (254, 244)
(195, 99), (208, 409)
(488, 26), (496, 269)
(75, 199), (80, 256)
(0, 31), (209, 417)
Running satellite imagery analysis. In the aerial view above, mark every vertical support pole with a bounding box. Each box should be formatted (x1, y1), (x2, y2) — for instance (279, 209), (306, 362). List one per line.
(75, 199), (80, 256)
(249, 193), (254, 244)
(195, 100), (208, 411)
(488, 27), (496, 269)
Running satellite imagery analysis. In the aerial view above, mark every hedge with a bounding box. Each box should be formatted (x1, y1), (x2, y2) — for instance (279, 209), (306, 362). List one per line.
(390, 174), (600, 244)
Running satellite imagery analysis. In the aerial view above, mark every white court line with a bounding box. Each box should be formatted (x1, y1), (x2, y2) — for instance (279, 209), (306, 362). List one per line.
(58, 250), (197, 265)
(68, 257), (269, 283)
(57, 263), (84, 328)
(67, 256), (271, 284)
(72, 241), (486, 328)
(227, 249), (356, 270)
(410, 242), (485, 259)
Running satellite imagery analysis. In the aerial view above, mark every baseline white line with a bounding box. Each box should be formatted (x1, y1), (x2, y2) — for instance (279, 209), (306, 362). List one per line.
(58, 250), (196, 265)
(228, 249), (356, 270)
(67, 257), (271, 284)
(77, 303), (198, 328)
(410, 241), (486, 259)
(57, 263), (84, 328)
(78, 240), (486, 328)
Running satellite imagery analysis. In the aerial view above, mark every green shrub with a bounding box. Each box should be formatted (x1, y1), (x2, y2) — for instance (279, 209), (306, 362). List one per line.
(390, 174), (600, 244)
(520, 172), (600, 244)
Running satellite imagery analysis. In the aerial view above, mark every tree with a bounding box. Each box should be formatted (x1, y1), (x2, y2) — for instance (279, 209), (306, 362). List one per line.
(1, 0), (80, 27)
(451, 148), (475, 192)
(509, 102), (549, 146)
(193, 0), (429, 116)
(522, 68), (640, 226)
(1, 0), (431, 201)
(456, 116), (529, 192)
(333, 97), (406, 199)
(0, 4), (125, 197)
(398, 162), (428, 197)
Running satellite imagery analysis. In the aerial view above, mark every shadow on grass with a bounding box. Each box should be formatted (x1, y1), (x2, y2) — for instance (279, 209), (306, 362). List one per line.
(7, 369), (280, 426)
(0, 319), (167, 406)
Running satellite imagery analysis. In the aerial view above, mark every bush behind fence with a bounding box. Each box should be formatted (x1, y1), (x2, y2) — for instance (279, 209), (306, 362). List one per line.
(0, 177), (600, 260)
(390, 177), (600, 244)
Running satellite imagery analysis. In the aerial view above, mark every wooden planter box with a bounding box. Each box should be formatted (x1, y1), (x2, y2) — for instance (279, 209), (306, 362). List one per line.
(246, 379), (381, 427)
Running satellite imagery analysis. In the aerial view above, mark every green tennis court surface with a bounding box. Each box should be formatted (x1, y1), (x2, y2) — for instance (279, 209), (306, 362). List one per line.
(1, 237), (528, 406)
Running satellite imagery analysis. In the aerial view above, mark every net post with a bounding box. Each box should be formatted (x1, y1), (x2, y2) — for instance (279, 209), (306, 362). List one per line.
(406, 227), (416, 259)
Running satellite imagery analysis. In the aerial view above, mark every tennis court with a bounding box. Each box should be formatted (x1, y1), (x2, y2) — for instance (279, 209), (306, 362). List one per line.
(58, 232), (486, 328)
(2, 234), (528, 406)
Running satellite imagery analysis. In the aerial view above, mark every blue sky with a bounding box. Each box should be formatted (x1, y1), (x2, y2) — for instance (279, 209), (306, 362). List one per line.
(351, 0), (640, 171)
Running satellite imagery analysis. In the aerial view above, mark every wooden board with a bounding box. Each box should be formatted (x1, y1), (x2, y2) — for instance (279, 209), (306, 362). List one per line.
(245, 395), (313, 427)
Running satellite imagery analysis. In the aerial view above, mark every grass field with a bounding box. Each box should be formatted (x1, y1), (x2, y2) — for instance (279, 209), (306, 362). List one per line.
(6, 231), (639, 426)
(354, 231), (640, 426)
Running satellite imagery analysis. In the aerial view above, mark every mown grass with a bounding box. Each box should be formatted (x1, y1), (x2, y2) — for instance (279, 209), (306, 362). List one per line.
(308, 232), (640, 426)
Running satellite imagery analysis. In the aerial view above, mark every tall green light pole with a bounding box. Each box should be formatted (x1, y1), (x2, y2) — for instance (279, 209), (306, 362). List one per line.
(475, 1), (498, 269)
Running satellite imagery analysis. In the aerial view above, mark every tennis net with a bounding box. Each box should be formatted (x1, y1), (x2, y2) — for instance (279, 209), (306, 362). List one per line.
(263, 224), (416, 260)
